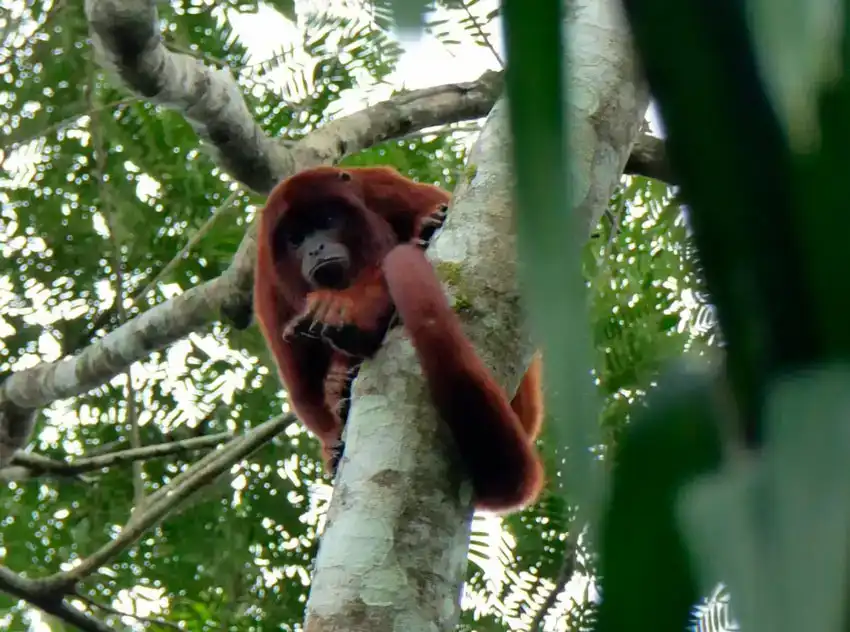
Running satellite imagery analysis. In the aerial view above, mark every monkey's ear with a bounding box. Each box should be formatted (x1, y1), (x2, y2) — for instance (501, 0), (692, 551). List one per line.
(338, 171), (352, 182)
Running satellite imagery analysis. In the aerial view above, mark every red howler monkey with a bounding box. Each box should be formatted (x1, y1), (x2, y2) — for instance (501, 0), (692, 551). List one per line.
(253, 165), (544, 512)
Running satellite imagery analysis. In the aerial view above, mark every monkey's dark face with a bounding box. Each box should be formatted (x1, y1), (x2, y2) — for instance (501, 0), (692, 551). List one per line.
(296, 227), (351, 289)
(275, 204), (354, 289)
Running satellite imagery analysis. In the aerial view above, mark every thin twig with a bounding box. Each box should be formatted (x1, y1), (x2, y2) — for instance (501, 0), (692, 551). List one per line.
(1, 97), (138, 162)
(88, 68), (146, 512)
(132, 188), (242, 305)
(65, 186), (242, 355)
(8, 432), (233, 477)
(530, 522), (584, 631)
(82, 438), (129, 457)
(460, 0), (504, 67)
(75, 591), (182, 631)
(395, 121), (483, 145)
(39, 414), (293, 590)
(141, 432), (249, 509)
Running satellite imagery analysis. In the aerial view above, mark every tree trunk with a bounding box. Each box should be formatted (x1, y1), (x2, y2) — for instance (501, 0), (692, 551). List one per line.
(303, 0), (650, 630)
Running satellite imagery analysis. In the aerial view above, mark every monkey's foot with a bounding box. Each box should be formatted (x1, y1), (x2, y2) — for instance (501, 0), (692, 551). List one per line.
(325, 440), (346, 476)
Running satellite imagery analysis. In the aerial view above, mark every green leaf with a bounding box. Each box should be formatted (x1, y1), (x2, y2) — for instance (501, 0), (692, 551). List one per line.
(681, 365), (850, 632)
(747, 0), (844, 149)
(595, 363), (723, 632)
(502, 0), (602, 521)
(618, 0), (807, 442)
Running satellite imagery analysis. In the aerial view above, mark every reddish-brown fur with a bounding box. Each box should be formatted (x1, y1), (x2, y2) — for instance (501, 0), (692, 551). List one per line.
(382, 245), (544, 511)
(254, 165), (545, 512)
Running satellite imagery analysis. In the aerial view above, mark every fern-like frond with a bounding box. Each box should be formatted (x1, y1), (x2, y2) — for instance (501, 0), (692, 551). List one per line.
(691, 584), (739, 632)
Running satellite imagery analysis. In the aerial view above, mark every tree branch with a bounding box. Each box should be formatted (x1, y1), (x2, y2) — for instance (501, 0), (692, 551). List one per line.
(0, 413), (290, 622)
(625, 133), (670, 182)
(0, 414), (293, 610)
(0, 567), (117, 632)
(289, 71), (504, 167)
(84, 0), (292, 193)
(4, 432), (232, 481)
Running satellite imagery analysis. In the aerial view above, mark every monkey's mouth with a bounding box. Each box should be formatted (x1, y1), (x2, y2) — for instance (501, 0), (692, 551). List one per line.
(311, 259), (351, 289)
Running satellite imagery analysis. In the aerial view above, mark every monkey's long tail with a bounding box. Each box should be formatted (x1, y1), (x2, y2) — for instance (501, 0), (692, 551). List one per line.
(381, 244), (543, 512)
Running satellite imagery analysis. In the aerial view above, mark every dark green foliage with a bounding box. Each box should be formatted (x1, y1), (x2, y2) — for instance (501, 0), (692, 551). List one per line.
(595, 366), (722, 632)
(585, 0), (850, 629)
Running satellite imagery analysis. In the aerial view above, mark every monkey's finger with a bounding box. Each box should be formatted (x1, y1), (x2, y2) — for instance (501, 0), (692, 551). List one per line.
(307, 318), (324, 336)
(283, 319), (316, 340)
(298, 319), (321, 337)
(336, 396), (352, 420)
(313, 299), (336, 326)
(305, 296), (323, 319)
(306, 296), (334, 328)
(422, 211), (447, 226)
(431, 206), (449, 221)
(288, 308), (321, 336)
(336, 301), (350, 324)
(319, 322), (336, 340)
(319, 300), (348, 329)
(326, 440), (346, 476)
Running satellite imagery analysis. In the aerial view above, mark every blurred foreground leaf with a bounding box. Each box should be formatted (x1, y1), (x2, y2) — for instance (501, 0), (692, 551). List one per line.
(595, 363), (722, 632)
(681, 366), (850, 632)
(502, 0), (602, 520)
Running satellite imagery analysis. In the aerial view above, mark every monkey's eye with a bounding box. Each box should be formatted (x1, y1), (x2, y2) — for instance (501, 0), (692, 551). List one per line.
(287, 230), (305, 248)
(314, 210), (338, 230)
(276, 222), (304, 249)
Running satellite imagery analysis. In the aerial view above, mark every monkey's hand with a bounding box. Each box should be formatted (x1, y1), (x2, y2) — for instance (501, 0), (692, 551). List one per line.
(284, 273), (394, 358)
(413, 203), (449, 249)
